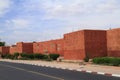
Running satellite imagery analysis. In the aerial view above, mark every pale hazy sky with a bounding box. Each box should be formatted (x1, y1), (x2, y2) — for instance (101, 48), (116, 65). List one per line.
(0, 0), (120, 45)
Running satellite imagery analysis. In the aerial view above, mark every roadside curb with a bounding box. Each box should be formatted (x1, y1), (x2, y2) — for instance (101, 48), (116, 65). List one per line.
(20, 62), (120, 78)
(42, 64), (120, 78)
(1, 60), (120, 78)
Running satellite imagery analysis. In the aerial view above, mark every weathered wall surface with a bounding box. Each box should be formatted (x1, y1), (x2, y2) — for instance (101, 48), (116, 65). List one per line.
(84, 30), (107, 58)
(33, 42), (41, 53)
(56, 39), (64, 56)
(33, 39), (64, 56)
(16, 42), (23, 53)
(64, 30), (86, 60)
(0, 47), (2, 53)
(22, 42), (33, 53)
(10, 42), (33, 54)
(107, 28), (120, 57)
(3, 28), (120, 60)
(10, 45), (17, 54)
(0, 46), (10, 54)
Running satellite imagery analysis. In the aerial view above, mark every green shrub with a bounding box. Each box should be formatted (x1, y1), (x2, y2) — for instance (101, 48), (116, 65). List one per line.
(18, 53), (60, 61)
(28, 54), (34, 59)
(42, 54), (48, 60)
(49, 54), (60, 60)
(111, 58), (120, 66)
(20, 53), (34, 59)
(14, 52), (19, 59)
(92, 57), (120, 66)
(10, 55), (15, 59)
(1, 54), (14, 59)
(20, 53), (27, 58)
(5, 54), (9, 59)
(34, 54), (44, 59)
(1, 54), (7, 58)
(84, 56), (89, 62)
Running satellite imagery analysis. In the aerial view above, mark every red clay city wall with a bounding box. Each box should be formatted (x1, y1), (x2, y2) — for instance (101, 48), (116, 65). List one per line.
(57, 39), (64, 56)
(0, 47), (2, 53)
(0, 46), (10, 54)
(64, 30), (86, 60)
(16, 42), (23, 53)
(10, 42), (33, 54)
(40, 40), (58, 54)
(33, 39), (64, 56)
(107, 28), (120, 57)
(84, 30), (107, 58)
(10, 45), (17, 54)
(33, 42), (41, 53)
(4, 28), (120, 60)
(22, 42), (33, 54)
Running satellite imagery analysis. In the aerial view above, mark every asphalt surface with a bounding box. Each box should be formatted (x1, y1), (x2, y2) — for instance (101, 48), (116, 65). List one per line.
(0, 61), (120, 80)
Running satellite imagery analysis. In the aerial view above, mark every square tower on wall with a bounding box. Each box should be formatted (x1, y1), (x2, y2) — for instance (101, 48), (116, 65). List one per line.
(107, 28), (120, 57)
(64, 30), (107, 60)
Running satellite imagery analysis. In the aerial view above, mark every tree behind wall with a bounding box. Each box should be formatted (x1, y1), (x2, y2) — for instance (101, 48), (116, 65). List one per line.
(0, 38), (5, 46)
(0, 39), (5, 46)
(0, 42), (5, 46)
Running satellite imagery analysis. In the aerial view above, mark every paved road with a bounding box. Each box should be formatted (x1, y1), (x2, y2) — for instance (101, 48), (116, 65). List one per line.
(0, 61), (120, 80)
